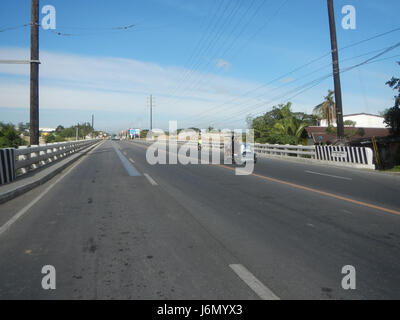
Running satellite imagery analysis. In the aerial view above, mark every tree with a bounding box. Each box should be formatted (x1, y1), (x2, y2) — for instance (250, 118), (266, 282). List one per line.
(140, 129), (149, 139)
(17, 122), (30, 136)
(248, 102), (312, 145)
(313, 90), (336, 126)
(326, 125), (364, 140)
(344, 120), (356, 126)
(0, 122), (27, 148)
(273, 103), (308, 141)
(383, 62), (400, 136)
(248, 106), (283, 143)
(55, 125), (64, 134)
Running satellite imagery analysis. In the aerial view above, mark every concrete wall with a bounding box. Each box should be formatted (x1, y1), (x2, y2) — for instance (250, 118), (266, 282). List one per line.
(320, 114), (386, 128)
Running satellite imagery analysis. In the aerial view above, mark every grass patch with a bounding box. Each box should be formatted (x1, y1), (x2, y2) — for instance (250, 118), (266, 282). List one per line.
(384, 165), (400, 172)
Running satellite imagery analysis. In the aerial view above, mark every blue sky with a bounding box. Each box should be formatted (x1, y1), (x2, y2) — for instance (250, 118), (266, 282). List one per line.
(1, 0), (399, 132)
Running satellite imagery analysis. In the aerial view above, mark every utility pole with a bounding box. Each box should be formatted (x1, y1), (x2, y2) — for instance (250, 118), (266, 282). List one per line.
(30, 0), (40, 145)
(91, 114), (94, 138)
(327, 0), (345, 143)
(149, 94), (153, 131)
(76, 124), (79, 141)
(231, 133), (235, 165)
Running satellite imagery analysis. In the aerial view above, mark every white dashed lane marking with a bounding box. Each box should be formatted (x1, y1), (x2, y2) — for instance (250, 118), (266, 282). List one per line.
(305, 170), (352, 181)
(144, 173), (158, 186)
(229, 264), (280, 300)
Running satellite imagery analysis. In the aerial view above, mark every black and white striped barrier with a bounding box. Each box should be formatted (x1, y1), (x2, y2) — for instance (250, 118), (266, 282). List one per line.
(0, 148), (16, 185)
(315, 145), (374, 169)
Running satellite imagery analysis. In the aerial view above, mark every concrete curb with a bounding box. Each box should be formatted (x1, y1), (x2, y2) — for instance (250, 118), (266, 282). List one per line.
(0, 141), (101, 204)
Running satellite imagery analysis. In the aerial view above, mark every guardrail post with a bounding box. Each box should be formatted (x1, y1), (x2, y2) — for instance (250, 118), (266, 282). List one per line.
(17, 146), (28, 174)
(47, 145), (53, 163)
(30, 145), (38, 169)
(39, 147), (46, 166)
(297, 145), (302, 158)
(52, 145), (58, 161)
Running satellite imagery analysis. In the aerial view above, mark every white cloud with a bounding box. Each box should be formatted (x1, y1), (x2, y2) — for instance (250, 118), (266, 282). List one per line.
(0, 47), (392, 131)
(0, 47), (263, 129)
(280, 77), (294, 84)
(215, 58), (231, 71)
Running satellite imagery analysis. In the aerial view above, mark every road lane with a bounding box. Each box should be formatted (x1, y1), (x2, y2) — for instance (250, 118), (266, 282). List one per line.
(0, 139), (399, 299)
(119, 140), (400, 299)
(0, 141), (260, 299)
(253, 156), (400, 210)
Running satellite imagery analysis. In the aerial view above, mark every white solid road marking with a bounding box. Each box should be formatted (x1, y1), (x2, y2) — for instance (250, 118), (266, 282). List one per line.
(144, 173), (158, 186)
(0, 141), (104, 236)
(129, 158), (135, 164)
(305, 170), (352, 181)
(112, 144), (141, 176)
(229, 264), (280, 300)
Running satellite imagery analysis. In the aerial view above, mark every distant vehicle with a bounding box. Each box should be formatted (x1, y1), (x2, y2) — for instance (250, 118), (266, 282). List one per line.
(238, 143), (257, 164)
(225, 142), (257, 164)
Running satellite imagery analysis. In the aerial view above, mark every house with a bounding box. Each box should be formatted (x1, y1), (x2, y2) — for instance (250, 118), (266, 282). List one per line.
(307, 113), (391, 144)
(306, 126), (391, 144)
(319, 113), (387, 128)
(39, 127), (56, 133)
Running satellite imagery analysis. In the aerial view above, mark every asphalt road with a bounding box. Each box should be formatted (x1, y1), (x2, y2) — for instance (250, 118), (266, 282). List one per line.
(0, 139), (399, 299)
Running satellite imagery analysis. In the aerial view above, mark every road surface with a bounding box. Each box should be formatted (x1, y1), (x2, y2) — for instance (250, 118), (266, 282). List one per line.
(0, 139), (399, 299)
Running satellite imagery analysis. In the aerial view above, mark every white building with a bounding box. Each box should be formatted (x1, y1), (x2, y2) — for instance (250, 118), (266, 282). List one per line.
(39, 127), (56, 132)
(320, 113), (387, 128)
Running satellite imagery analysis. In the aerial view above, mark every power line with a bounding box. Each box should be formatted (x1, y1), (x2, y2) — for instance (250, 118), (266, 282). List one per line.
(205, 47), (400, 128)
(217, 43), (400, 127)
(47, 23), (136, 36)
(182, 26), (400, 127)
(175, 1), (293, 123)
(161, 0), (244, 105)
(0, 23), (30, 33)
(161, 0), (274, 110)
(190, 45), (398, 126)
(0, 22), (137, 35)
(151, 0), (225, 105)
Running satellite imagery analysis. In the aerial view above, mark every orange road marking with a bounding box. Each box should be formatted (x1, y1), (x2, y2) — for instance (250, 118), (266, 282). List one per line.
(216, 164), (400, 216)
(125, 141), (400, 216)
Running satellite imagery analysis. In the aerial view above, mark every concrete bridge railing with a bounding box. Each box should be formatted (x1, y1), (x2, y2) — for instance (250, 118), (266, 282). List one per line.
(0, 139), (100, 185)
(128, 138), (374, 169)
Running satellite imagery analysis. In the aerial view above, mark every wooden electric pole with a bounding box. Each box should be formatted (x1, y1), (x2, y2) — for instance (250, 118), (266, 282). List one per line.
(327, 0), (345, 143)
(150, 94), (153, 131)
(91, 114), (94, 138)
(30, 0), (40, 145)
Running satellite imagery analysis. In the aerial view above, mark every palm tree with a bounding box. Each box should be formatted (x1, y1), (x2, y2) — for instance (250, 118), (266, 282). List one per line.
(273, 102), (308, 140)
(313, 90), (336, 126)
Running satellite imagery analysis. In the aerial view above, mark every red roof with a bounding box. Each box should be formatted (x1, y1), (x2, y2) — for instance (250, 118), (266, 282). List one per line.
(306, 126), (390, 143)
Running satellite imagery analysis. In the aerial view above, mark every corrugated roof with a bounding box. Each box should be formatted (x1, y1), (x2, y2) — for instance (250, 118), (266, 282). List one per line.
(305, 126), (390, 143)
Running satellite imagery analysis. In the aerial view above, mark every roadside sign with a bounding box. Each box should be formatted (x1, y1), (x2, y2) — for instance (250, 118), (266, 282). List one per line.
(129, 129), (140, 138)
(331, 150), (347, 158)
